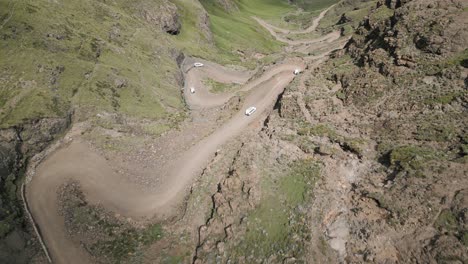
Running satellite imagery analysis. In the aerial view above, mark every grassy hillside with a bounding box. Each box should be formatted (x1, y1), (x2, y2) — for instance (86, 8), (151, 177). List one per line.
(0, 0), (301, 128)
(293, 0), (340, 11)
(192, 0), (293, 67)
(0, 0), (184, 128)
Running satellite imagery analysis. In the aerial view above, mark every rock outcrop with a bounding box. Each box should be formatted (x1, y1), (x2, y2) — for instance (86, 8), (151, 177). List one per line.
(305, 0), (468, 262)
(142, 0), (181, 35)
(215, 0), (239, 12)
(0, 116), (71, 263)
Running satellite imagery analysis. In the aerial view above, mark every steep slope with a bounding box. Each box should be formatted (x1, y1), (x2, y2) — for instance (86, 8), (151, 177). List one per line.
(0, 0), (294, 262)
(0, 0), (185, 128)
(188, 0), (467, 263)
(2, 0), (465, 263)
(0, 0), (188, 260)
(256, 0), (467, 262)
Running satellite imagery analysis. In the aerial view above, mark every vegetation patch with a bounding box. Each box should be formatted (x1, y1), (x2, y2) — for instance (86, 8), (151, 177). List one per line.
(370, 5), (394, 22)
(415, 122), (457, 142)
(93, 223), (163, 263)
(423, 91), (465, 106)
(0, 0), (186, 128)
(461, 232), (468, 247)
(317, 0), (377, 33)
(298, 123), (338, 139)
(434, 209), (458, 232)
(60, 182), (163, 263)
(0, 174), (21, 239)
(297, 123), (366, 156)
(335, 90), (346, 100)
(230, 159), (321, 260)
(187, 0), (291, 67)
(294, 0), (340, 12)
(203, 78), (241, 93)
(388, 145), (441, 177)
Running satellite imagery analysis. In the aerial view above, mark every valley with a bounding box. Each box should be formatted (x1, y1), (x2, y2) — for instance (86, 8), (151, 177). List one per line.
(0, 0), (467, 263)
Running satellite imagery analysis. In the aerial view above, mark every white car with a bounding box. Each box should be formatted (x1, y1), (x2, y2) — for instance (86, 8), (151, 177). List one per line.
(194, 62), (204, 67)
(293, 69), (301, 75)
(245, 106), (257, 116)
(190, 87), (195, 94)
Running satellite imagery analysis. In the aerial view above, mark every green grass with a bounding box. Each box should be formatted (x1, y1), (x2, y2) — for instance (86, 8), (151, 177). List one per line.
(442, 49), (468, 68)
(327, 54), (358, 75)
(172, 0), (295, 68)
(335, 90), (346, 100)
(435, 209), (458, 231)
(462, 232), (468, 247)
(203, 78), (240, 93)
(415, 122), (458, 142)
(67, 195), (164, 263)
(389, 145), (440, 176)
(0, 0), (184, 128)
(370, 5), (394, 21)
(317, 0), (377, 32)
(0, 0), (319, 128)
(0, 174), (20, 239)
(231, 159), (321, 260)
(423, 91), (465, 105)
(196, 0), (291, 64)
(298, 123), (339, 140)
(142, 123), (171, 137)
(95, 223), (163, 263)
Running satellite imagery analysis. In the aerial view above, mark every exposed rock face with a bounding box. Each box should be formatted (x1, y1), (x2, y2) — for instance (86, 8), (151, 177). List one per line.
(199, 10), (214, 43)
(384, 0), (412, 9)
(337, 13), (352, 24)
(192, 0), (467, 262)
(142, 0), (181, 35)
(347, 0), (467, 75)
(314, 0), (468, 262)
(0, 116), (71, 263)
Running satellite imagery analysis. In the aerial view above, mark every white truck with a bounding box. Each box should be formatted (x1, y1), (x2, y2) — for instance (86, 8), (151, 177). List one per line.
(194, 62), (204, 67)
(293, 69), (301, 75)
(245, 106), (257, 116)
(190, 87), (195, 93)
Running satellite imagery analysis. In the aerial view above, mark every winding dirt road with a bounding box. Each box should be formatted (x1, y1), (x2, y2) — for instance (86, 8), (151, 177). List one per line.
(253, 5), (340, 46)
(25, 4), (344, 264)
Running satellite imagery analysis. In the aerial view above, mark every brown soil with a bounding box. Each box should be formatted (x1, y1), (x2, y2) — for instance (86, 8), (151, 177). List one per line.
(24, 3), (359, 263)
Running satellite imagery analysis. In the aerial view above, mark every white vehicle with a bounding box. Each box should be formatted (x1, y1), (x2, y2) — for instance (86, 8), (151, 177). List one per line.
(190, 87), (195, 94)
(245, 106), (257, 116)
(194, 62), (204, 67)
(293, 69), (301, 75)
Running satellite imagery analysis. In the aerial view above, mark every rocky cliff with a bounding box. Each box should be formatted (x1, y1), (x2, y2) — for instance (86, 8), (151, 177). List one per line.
(1, 0), (466, 263)
(279, 0), (467, 261)
(191, 0), (467, 262)
(0, 116), (70, 262)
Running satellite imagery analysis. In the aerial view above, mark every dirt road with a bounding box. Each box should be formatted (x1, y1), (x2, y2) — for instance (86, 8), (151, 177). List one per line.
(252, 5), (340, 46)
(255, 4), (336, 35)
(26, 59), (305, 264)
(25, 4), (345, 263)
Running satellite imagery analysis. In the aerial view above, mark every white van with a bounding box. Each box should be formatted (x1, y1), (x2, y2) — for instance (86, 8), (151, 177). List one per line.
(245, 106), (257, 116)
(194, 62), (204, 67)
(190, 87), (195, 93)
(293, 69), (301, 75)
